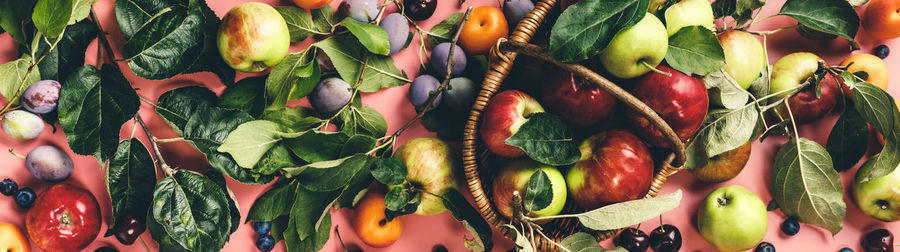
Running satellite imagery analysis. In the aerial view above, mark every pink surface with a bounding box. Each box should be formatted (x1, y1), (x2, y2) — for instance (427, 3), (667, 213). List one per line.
(0, 0), (898, 251)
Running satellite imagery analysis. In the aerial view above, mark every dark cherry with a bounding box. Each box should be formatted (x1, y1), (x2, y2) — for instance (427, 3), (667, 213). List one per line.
(404, 0), (437, 21)
(94, 247), (118, 252)
(862, 229), (894, 252)
(113, 214), (146, 245)
(433, 244), (448, 252)
(614, 227), (650, 252)
(649, 224), (682, 252)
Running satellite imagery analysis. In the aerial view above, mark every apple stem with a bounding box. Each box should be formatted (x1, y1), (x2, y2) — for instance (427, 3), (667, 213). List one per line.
(7, 148), (25, 159)
(640, 61), (671, 77)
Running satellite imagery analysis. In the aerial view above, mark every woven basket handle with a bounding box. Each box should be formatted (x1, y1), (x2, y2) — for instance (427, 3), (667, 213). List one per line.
(492, 40), (687, 168)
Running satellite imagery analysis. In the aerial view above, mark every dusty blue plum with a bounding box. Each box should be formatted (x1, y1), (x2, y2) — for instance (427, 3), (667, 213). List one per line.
(430, 42), (467, 77)
(503, 0), (534, 25)
(309, 77), (353, 115)
(408, 75), (442, 112)
(2, 110), (44, 140)
(21, 80), (61, 114)
(25, 145), (74, 182)
(338, 0), (379, 23)
(443, 77), (477, 112)
(380, 13), (410, 55)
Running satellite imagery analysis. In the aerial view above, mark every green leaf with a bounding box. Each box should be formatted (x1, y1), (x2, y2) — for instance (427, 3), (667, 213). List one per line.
(733, 0), (765, 27)
(504, 113), (580, 166)
(827, 101), (868, 172)
(205, 169), (241, 234)
(703, 68), (749, 109)
(121, 0), (204, 80)
(115, 0), (174, 40)
(247, 180), (297, 222)
(253, 143), (300, 175)
(261, 106), (321, 129)
(523, 170), (553, 213)
(847, 0), (869, 6)
(426, 13), (462, 48)
(0, 0), (34, 45)
(218, 120), (293, 168)
(560, 232), (627, 252)
(292, 212), (332, 252)
(850, 81), (900, 182)
(147, 210), (190, 252)
(334, 168), (374, 209)
(339, 17), (390, 55)
(285, 131), (350, 163)
(269, 215), (290, 242)
(341, 134), (377, 156)
(34, 19), (98, 82)
(748, 65), (772, 106)
(266, 49), (320, 110)
(384, 188), (420, 220)
(180, 3), (236, 85)
(105, 138), (157, 235)
(32, 0), (73, 39)
(312, 6), (338, 34)
(778, 0), (859, 48)
(275, 6), (330, 42)
(0, 55), (41, 103)
(712, 0), (736, 18)
(772, 138), (845, 234)
(314, 36), (409, 92)
(295, 154), (370, 192)
(290, 186), (340, 241)
(69, 0), (96, 24)
(685, 106), (758, 169)
(572, 189), (682, 230)
(338, 105), (389, 137)
(220, 76), (265, 118)
(500, 225), (534, 252)
(58, 65), (140, 160)
(548, 0), (649, 62)
(371, 157), (408, 185)
(665, 26), (725, 76)
(442, 189), (494, 251)
(152, 170), (233, 251)
(385, 186), (413, 211)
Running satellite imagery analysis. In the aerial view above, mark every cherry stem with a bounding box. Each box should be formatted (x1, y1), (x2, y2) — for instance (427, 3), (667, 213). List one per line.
(7, 148), (25, 159)
(641, 61), (671, 77)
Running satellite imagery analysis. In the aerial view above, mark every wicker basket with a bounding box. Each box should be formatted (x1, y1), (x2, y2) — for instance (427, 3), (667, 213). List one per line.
(460, 0), (688, 250)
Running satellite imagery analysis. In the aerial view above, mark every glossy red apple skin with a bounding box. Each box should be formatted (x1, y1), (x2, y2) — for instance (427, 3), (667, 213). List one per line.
(541, 65), (617, 127)
(481, 90), (545, 157)
(25, 184), (101, 252)
(782, 75), (839, 125)
(567, 129), (654, 210)
(625, 65), (708, 148)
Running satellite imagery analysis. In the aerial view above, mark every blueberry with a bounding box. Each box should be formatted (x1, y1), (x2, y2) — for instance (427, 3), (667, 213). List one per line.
(430, 42), (467, 77)
(15, 187), (35, 209)
(380, 13), (410, 55)
(21, 80), (61, 114)
(256, 234), (275, 252)
(0, 178), (17, 196)
(2, 110), (45, 140)
(253, 221), (272, 235)
(309, 77), (353, 115)
(874, 45), (890, 59)
(338, 0), (379, 23)
(754, 242), (775, 252)
(840, 248), (853, 252)
(503, 0), (535, 25)
(25, 145), (75, 182)
(408, 75), (442, 112)
(780, 217), (800, 236)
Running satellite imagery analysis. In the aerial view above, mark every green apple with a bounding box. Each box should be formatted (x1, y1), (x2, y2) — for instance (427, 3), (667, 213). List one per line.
(491, 159), (567, 223)
(598, 13), (668, 79)
(770, 52), (821, 100)
(697, 185), (768, 252)
(664, 0), (715, 36)
(718, 30), (766, 89)
(217, 2), (290, 73)
(394, 137), (459, 216)
(854, 155), (900, 221)
(689, 141), (752, 183)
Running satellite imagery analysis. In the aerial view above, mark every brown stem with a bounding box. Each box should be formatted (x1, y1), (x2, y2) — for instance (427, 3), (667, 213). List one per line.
(90, 8), (118, 67)
(135, 113), (176, 176)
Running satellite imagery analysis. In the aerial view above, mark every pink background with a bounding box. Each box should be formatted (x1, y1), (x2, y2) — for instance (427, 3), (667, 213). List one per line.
(1, 0), (899, 251)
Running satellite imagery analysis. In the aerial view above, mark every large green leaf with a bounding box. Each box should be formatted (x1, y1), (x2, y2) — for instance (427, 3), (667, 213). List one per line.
(32, 0), (73, 39)
(219, 76), (265, 118)
(284, 212), (332, 252)
(105, 138), (157, 235)
(247, 180), (297, 222)
(523, 170), (552, 213)
(58, 65), (140, 160)
(703, 68), (749, 109)
(560, 233), (627, 252)
(275, 6), (331, 42)
(665, 26), (725, 76)
(218, 120), (293, 168)
(122, 1), (204, 80)
(152, 170), (233, 251)
(204, 169), (241, 234)
(849, 80), (900, 182)
(570, 190), (681, 230)
(504, 113), (580, 166)
(34, 19), (98, 82)
(548, 0), (649, 62)
(0, 55), (41, 103)
(685, 106), (758, 169)
(339, 18), (390, 55)
(69, 0), (96, 25)
(290, 186), (340, 241)
(314, 36), (409, 92)
(294, 154), (370, 192)
(826, 101), (868, 172)
(253, 143), (301, 176)
(778, 0), (859, 47)
(0, 0), (34, 45)
(425, 13), (461, 48)
(370, 157), (407, 186)
(180, 3), (236, 85)
(265, 49), (319, 110)
(115, 0), (176, 40)
(147, 210), (190, 252)
(285, 131), (350, 163)
(772, 138), (845, 234)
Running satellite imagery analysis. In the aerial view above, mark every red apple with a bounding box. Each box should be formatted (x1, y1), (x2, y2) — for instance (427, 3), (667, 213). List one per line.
(481, 90), (545, 157)
(783, 74), (839, 124)
(541, 65), (617, 127)
(567, 129), (654, 210)
(625, 65), (708, 148)
(25, 184), (101, 252)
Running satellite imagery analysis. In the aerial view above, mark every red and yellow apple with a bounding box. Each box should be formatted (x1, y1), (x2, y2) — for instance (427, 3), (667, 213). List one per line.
(566, 129), (654, 210)
(492, 159), (567, 223)
(540, 65), (616, 127)
(689, 141), (752, 183)
(217, 2), (290, 73)
(770, 52), (839, 124)
(481, 90), (545, 157)
(718, 30), (767, 89)
(625, 65), (708, 148)
(395, 137), (459, 216)
(863, 0), (900, 40)
(25, 184), (101, 252)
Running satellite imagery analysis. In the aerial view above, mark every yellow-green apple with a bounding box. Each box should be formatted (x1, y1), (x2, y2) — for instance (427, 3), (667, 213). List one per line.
(491, 159), (567, 223)
(394, 137), (459, 215)
(664, 0), (715, 36)
(769, 52), (838, 124)
(718, 30), (766, 89)
(217, 2), (290, 73)
(697, 185), (768, 252)
(567, 129), (654, 210)
(481, 90), (545, 157)
(25, 184), (101, 252)
(689, 141), (752, 183)
(598, 13), (668, 79)
(624, 64), (708, 148)
(853, 155), (900, 221)
(0, 223), (29, 252)
(540, 64), (616, 127)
